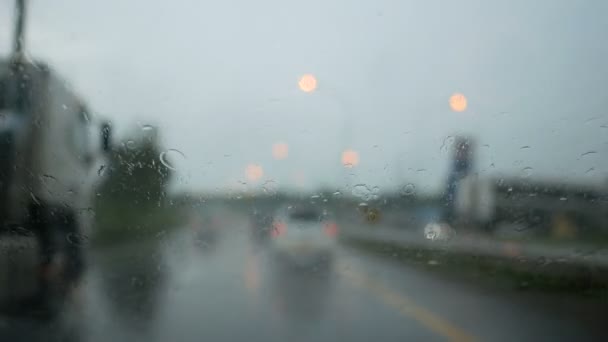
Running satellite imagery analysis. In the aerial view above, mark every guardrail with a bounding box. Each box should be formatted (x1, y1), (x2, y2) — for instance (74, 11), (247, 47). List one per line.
(339, 221), (608, 270)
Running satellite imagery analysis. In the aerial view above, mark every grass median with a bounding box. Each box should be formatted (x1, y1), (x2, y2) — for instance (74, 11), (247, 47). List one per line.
(92, 199), (184, 248)
(342, 236), (608, 299)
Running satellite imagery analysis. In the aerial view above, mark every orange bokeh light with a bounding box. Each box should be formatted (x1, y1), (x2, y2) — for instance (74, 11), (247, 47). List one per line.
(272, 142), (289, 160)
(341, 149), (360, 168)
(449, 93), (468, 112)
(245, 164), (264, 182)
(298, 74), (318, 93)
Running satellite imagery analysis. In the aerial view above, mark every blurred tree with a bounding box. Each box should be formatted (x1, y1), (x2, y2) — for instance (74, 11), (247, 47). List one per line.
(98, 128), (171, 206)
(93, 127), (176, 245)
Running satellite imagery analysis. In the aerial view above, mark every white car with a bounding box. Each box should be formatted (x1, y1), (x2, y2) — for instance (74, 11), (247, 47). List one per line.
(269, 205), (338, 267)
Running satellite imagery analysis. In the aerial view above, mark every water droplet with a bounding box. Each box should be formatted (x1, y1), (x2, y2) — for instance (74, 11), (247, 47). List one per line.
(42, 174), (57, 181)
(520, 145), (531, 149)
(66, 232), (89, 247)
(352, 184), (372, 200)
(141, 124), (154, 131)
(427, 260), (439, 266)
(401, 183), (416, 196)
(585, 167), (595, 174)
(560, 197), (568, 201)
(159, 149), (186, 171)
(584, 116), (600, 124)
(311, 194), (320, 199)
(520, 167), (533, 178)
(262, 180), (278, 195)
(332, 191), (342, 197)
(580, 151), (597, 157)
(125, 140), (136, 150)
(440, 136), (455, 153)
(62, 104), (68, 110)
(11, 226), (34, 237)
(97, 165), (105, 176)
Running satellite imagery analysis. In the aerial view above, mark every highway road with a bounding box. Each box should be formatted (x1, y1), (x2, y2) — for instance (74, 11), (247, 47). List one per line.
(0, 214), (604, 342)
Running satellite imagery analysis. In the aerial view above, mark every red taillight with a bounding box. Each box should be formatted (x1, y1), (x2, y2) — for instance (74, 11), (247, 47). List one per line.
(271, 221), (287, 237)
(324, 222), (338, 237)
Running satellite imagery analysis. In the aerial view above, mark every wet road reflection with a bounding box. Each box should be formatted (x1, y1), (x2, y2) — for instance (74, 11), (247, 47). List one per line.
(96, 243), (167, 332)
(1, 211), (604, 342)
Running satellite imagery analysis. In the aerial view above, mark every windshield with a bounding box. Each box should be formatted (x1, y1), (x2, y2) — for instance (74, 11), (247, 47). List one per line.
(0, 1), (607, 341)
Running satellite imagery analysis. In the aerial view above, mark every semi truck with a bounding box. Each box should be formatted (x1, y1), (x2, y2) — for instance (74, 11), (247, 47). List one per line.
(0, 0), (112, 317)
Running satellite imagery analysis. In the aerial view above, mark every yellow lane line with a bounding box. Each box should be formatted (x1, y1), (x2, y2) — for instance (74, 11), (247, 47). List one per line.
(339, 266), (477, 342)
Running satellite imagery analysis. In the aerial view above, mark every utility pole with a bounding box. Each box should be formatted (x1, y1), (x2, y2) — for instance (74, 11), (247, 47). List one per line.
(13, 0), (27, 59)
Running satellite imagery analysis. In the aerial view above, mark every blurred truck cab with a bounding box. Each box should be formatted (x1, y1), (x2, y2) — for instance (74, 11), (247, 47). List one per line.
(0, 57), (111, 316)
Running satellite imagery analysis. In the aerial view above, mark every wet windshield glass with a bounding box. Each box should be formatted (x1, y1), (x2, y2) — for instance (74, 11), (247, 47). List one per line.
(0, 1), (607, 341)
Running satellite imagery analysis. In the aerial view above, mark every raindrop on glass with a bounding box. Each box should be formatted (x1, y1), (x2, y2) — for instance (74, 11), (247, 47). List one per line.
(352, 184), (372, 201)
(440, 136), (455, 153)
(262, 180), (278, 195)
(159, 149), (186, 171)
(66, 232), (89, 247)
(520, 167), (533, 178)
(580, 151), (597, 157)
(401, 183), (416, 196)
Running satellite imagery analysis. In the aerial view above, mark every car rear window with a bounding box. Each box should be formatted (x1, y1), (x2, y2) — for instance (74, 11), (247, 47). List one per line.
(289, 209), (321, 222)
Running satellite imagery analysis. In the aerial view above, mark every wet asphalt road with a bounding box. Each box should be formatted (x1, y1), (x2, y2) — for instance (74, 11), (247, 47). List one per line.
(1, 216), (604, 342)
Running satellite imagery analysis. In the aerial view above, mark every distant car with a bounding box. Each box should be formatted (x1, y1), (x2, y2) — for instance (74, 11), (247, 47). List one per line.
(269, 205), (338, 267)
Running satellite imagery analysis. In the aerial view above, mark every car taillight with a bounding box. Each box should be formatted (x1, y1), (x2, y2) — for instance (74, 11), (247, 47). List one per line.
(271, 221), (287, 237)
(324, 222), (338, 237)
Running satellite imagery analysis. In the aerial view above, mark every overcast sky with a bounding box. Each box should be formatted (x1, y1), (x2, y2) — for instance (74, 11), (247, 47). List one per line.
(1, 0), (607, 194)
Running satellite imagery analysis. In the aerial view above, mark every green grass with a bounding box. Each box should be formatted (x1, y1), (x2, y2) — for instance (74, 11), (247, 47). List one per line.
(496, 235), (608, 248)
(92, 200), (184, 247)
(342, 237), (608, 299)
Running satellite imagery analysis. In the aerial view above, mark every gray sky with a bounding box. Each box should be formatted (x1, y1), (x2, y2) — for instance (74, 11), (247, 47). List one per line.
(1, 0), (607, 194)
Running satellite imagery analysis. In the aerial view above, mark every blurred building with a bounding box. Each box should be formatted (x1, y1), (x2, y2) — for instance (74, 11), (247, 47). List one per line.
(442, 136), (476, 225)
(444, 135), (608, 239)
